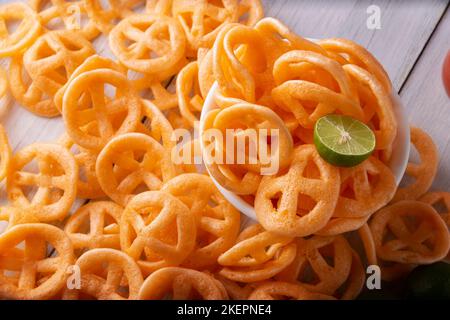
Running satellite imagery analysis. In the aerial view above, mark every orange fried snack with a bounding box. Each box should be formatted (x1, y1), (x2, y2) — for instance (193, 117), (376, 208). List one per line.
(31, 0), (100, 40)
(213, 274), (255, 300)
(248, 281), (335, 300)
(73, 248), (143, 300)
(140, 99), (177, 151)
(162, 173), (240, 269)
(9, 54), (62, 117)
(334, 157), (396, 218)
(62, 68), (142, 151)
(109, 14), (186, 75)
(237, 0), (264, 26)
(64, 201), (123, 252)
(0, 2), (41, 58)
(316, 215), (370, 237)
(272, 80), (364, 130)
(273, 50), (358, 101)
(202, 103), (293, 195)
(54, 54), (126, 113)
(276, 236), (353, 296)
(255, 17), (326, 69)
(0, 223), (74, 300)
(177, 61), (204, 127)
(0, 125), (12, 182)
(318, 38), (392, 94)
(7, 143), (78, 222)
(58, 131), (104, 199)
(96, 133), (175, 206)
(139, 267), (227, 300)
(343, 64), (397, 151)
(84, 0), (141, 34)
(370, 201), (450, 264)
(393, 127), (438, 202)
(120, 191), (197, 275)
(420, 192), (450, 227)
(255, 144), (340, 237)
(172, 0), (238, 55)
(23, 30), (95, 115)
(218, 224), (296, 283)
(213, 23), (267, 103)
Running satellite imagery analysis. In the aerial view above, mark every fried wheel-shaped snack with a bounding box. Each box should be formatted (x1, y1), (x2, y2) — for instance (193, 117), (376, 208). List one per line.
(173, 0), (238, 54)
(162, 174), (240, 269)
(120, 191), (197, 275)
(370, 201), (450, 264)
(315, 215), (369, 236)
(177, 61), (204, 127)
(213, 23), (268, 103)
(141, 99), (177, 152)
(393, 127), (438, 202)
(337, 250), (365, 300)
(9, 55), (61, 117)
(65, 201), (123, 252)
(54, 55), (126, 113)
(139, 267), (227, 300)
(0, 2), (41, 58)
(0, 223), (74, 300)
(144, 267), (227, 300)
(318, 38), (392, 94)
(62, 68), (142, 151)
(85, 0), (142, 34)
(334, 157), (396, 218)
(133, 74), (180, 111)
(96, 133), (175, 206)
(213, 274), (255, 300)
(420, 192), (450, 227)
(248, 282), (335, 300)
(237, 0), (264, 26)
(6, 143), (78, 222)
(272, 80), (364, 129)
(214, 103), (293, 171)
(58, 131), (104, 199)
(276, 236), (353, 296)
(357, 223), (377, 266)
(0, 125), (11, 182)
(74, 248), (143, 300)
(202, 108), (260, 195)
(23, 30), (95, 102)
(198, 48), (215, 98)
(218, 224), (296, 283)
(255, 18), (326, 69)
(255, 144), (340, 237)
(343, 64), (397, 150)
(110, 14), (186, 75)
(202, 103), (293, 195)
(145, 0), (172, 15)
(31, 0), (100, 40)
(273, 50), (358, 101)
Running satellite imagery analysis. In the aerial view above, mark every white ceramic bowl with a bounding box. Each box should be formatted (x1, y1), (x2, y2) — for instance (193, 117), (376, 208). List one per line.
(199, 82), (410, 221)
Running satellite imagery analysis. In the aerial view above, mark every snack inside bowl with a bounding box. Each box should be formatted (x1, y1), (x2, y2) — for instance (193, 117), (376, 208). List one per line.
(199, 82), (410, 221)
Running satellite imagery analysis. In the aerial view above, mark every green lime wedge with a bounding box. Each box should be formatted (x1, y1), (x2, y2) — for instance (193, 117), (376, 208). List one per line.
(314, 114), (376, 167)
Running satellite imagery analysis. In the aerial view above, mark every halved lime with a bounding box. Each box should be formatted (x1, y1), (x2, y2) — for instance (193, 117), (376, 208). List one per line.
(314, 114), (376, 167)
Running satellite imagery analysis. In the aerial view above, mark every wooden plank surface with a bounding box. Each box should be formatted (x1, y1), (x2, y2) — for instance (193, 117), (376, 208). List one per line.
(399, 7), (450, 191)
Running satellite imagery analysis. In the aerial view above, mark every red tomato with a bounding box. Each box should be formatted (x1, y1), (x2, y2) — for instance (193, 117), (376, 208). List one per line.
(443, 51), (450, 97)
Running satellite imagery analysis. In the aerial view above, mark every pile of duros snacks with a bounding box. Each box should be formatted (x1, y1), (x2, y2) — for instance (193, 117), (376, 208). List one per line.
(0, 0), (447, 301)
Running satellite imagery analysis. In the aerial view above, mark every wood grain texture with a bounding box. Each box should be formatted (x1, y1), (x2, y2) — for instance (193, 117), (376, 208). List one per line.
(399, 7), (450, 191)
(262, 0), (448, 91)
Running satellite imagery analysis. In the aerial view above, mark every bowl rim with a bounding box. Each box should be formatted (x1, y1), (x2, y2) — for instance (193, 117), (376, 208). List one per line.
(199, 81), (410, 220)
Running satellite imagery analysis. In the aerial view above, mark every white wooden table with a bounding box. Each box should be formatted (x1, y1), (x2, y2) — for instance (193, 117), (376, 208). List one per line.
(1, 0), (450, 199)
